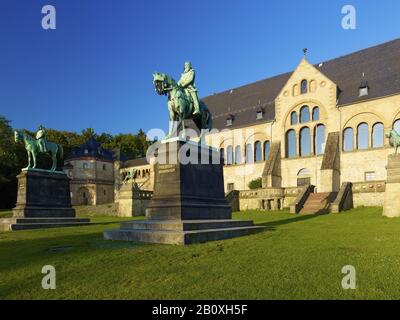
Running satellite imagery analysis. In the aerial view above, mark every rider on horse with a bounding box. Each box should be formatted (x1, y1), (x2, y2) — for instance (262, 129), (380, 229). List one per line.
(178, 61), (200, 116)
(36, 124), (47, 153)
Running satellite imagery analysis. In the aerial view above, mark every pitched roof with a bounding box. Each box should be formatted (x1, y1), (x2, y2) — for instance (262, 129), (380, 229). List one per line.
(67, 136), (115, 161)
(202, 38), (400, 130)
(122, 157), (149, 168)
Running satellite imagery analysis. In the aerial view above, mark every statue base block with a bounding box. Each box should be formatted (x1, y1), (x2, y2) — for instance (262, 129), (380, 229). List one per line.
(0, 170), (90, 231)
(383, 154), (400, 218)
(104, 140), (263, 245)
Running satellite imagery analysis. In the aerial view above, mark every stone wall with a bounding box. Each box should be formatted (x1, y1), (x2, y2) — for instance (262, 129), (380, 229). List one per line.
(352, 181), (385, 207)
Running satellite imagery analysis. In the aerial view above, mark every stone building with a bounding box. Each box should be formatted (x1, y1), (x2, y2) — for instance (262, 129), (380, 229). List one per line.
(63, 137), (118, 205)
(124, 38), (400, 213)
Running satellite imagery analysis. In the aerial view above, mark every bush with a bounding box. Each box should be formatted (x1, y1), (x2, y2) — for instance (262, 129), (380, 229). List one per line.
(248, 177), (262, 190)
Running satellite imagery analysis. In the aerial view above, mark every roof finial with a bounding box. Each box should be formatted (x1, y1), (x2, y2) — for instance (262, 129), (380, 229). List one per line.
(303, 48), (308, 58)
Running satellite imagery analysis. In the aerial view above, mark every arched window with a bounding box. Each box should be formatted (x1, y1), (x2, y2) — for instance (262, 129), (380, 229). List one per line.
(343, 128), (354, 151)
(372, 123), (384, 148)
(300, 106), (310, 123)
(245, 144), (253, 163)
(263, 141), (271, 160)
(314, 124), (325, 155)
(254, 141), (262, 162)
(301, 80), (308, 94)
(394, 119), (400, 133)
(357, 123), (369, 150)
(300, 127), (311, 157)
(226, 146), (233, 165)
(286, 130), (296, 158)
(291, 111), (298, 125)
(312, 107), (320, 121)
(235, 146), (242, 164)
(220, 148), (225, 164)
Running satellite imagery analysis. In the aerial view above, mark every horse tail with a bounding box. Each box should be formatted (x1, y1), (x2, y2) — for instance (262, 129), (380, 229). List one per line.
(59, 144), (64, 159)
(206, 108), (213, 130)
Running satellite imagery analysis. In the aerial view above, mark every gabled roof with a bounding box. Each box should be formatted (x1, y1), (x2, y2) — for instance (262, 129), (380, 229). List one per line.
(202, 38), (400, 130)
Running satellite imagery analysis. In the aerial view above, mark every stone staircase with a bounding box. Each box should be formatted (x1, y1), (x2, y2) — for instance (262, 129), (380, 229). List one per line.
(0, 217), (91, 231)
(300, 192), (337, 214)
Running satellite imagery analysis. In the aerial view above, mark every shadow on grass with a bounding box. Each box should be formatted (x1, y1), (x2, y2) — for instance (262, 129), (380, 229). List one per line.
(255, 213), (324, 231)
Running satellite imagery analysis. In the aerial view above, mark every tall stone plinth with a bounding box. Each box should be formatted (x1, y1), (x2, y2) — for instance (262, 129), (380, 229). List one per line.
(383, 155), (400, 218)
(104, 140), (263, 245)
(0, 169), (90, 231)
(117, 182), (152, 217)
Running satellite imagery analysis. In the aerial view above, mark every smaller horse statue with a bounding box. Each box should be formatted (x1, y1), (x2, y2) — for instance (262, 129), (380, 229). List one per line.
(153, 72), (212, 141)
(386, 129), (400, 154)
(14, 130), (64, 171)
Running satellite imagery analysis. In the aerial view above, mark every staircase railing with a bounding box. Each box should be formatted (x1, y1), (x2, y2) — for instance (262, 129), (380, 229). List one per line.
(290, 185), (315, 214)
(331, 182), (353, 213)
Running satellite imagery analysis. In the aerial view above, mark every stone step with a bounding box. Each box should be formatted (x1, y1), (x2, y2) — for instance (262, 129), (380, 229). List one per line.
(104, 225), (265, 245)
(120, 219), (254, 231)
(3, 218), (90, 224)
(9, 221), (91, 231)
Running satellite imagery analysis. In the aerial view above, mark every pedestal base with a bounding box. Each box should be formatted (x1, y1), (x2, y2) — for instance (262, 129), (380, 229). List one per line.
(383, 154), (400, 218)
(104, 219), (264, 245)
(105, 140), (263, 245)
(0, 169), (90, 231)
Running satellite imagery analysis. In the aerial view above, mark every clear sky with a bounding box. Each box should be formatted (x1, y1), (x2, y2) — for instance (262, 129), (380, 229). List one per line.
(1, 0), (399, 135)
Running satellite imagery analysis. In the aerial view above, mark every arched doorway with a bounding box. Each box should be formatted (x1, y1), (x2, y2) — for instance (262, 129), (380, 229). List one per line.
(297, 168), (311, 187)
(77, 187), (93, 205)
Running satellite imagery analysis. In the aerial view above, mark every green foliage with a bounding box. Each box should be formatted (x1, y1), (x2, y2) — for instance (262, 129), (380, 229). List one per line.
(248, 177), (262, 190)
(0, 115), (152, 208)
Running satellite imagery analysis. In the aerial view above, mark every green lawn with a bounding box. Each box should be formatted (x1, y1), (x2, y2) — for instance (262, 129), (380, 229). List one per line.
(1, 207), (400, 300)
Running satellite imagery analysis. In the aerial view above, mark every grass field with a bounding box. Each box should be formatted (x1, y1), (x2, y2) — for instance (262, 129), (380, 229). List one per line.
(1, 207), (400, 300)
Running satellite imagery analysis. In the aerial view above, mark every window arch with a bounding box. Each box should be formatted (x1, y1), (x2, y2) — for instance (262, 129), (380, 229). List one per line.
(394, 119), (400, 133)
(226, 146), (233, 165)
(312, 107), (320, 121)
(286, 130), (297, 158)
(357, 123), (369, 150)
(300, 106), (310, 123)
(234, 146), (242, 164)
(263, 141), (271, 160)
(372, 123), (384, 148)
(291, 111), (298, 125)
(314, 124), (325, 155)
(245, 144), (253, 164)
(298, 168), (310, 176)
(301, 80), (308, 94)
(343, 128), (354, 151)
(220, 148), (225, 164)
(300, 127), (311, 156)
(254, 141), (262, 162)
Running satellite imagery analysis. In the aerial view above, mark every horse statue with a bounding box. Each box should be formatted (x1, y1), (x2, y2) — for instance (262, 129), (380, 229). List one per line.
(386, 129), (400, 154)
(14, 130), (64, 171)
(153, 72), (212, 141)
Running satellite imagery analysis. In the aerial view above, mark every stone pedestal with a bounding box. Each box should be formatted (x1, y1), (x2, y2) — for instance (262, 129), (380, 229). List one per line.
(118, 182), (152, 217)
(0, 169), (90, 231)
(104, 140), (263, 245)
(383, 155), (400, 218)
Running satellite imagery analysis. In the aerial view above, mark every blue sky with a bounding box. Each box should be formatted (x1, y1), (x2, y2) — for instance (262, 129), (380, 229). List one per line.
(1, 0), (399, 135)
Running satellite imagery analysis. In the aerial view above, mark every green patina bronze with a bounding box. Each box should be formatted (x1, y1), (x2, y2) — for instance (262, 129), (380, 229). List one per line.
(387, 129), (400, 154)
(14, 125), (64, 172)
(153, 61), (212, 141)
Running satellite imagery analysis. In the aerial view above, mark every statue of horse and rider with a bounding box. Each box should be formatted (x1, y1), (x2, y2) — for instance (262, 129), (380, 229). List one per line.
(386, 129), (400, 154)
(153, 61), (212, 141)
(14, 125), (63, 172)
